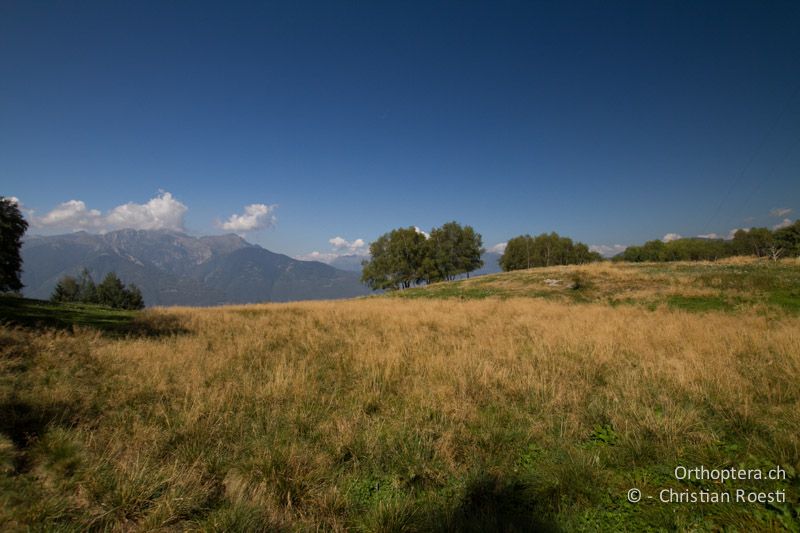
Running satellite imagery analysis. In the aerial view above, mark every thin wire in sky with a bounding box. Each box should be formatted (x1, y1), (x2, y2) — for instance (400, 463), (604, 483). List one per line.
(702, 81), (800, 234)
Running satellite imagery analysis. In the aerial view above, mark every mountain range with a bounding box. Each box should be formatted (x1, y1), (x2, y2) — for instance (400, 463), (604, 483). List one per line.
(20, 230), (371, 306)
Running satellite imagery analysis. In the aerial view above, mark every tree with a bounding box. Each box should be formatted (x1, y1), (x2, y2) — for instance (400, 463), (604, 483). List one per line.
(77, 269), (98, 303)
(499, 232), (600, 271)
(361, 222), (484, 290)
(97, 273), (127, 308)
(456, 224), (484, 277)
(731, 228), (773, 257)
(0, 196), (29, 292)
(425, 222), (484, 281)
(122, 284), (145, 310)
(361, 227), (428, 290)
(774, 220), (800, 258)
(51, 276), (80, 303)
(499, 235), (534, 271)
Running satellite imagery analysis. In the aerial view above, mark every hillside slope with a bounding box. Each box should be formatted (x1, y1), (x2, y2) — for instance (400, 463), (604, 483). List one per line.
(392, 257), (800, 313)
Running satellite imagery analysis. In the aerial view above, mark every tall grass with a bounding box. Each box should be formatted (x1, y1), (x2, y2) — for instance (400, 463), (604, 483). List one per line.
(1, 284), (799, 529)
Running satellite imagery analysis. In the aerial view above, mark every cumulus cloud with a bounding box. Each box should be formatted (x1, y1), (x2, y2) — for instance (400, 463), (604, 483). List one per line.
(487, 242), (507, 254)
(662, 233), (682, 243)
(32, 192), (187, 233)
(220, 204), (276, 232)
(329, 236), (367, 254)
(697, 233), (720, 239)
(590, 244), (627, 257)
(770, 207), (792, 218)
(295, 251), (339, 263)
(37, 200), (103, 229)
(773, 218), (793, 230)
(297, 235), (369, 264)
(105, 192), (187, 231)
(414, 226), (430, 239)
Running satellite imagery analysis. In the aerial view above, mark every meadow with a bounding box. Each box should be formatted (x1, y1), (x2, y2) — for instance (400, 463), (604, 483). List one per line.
(1, 258), (799, 531)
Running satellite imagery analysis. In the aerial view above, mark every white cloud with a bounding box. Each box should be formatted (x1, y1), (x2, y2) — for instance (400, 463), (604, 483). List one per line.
(662, 233), (682, 243)
(105, 192), (187, 231)
(5, 196), (20, 205)
(773, 218), (793, 230)
(297, 235), (369, 264)
(38, 200), (102, 229)
(220, 203), (276, 232)
(727, 228), (745, 239)
(590, 244), (627, 257)
(329, 236), (367, 254)
(697, 233), (720, 239)
(33, 192), (187, 233)
(770, 207), (792, 218)
(414, 226), (430, 239)
(295, 251), (339, 263)
(488, 242), (507, 254)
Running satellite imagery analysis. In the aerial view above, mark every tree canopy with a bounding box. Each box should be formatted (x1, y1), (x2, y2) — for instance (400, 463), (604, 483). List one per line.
(361, 222), (484, 290)
(499, 232), (601, 271)
(616, 221), (800, 262)
(0, 196), (29, 293)
(51, 270), (145, 310)
(422, 222), (484, 282)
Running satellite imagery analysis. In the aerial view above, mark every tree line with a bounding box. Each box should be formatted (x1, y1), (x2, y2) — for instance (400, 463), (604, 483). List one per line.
(616, 220), (800, 262)
(360, 223), (603, 290)
(51, 269), (145, 310)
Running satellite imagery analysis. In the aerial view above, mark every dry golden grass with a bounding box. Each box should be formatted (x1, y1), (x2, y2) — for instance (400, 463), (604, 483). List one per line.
(2, 283), (799, 530)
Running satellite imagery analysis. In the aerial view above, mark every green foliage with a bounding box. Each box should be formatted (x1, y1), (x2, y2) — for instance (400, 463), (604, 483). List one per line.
(0, 196), (29, 293)
(619, 237), (731, 262)
(50, 270), (145, 309)
(618, 221), (800, 263)
(361, 227), (428, 290)
(97, 273), (127, 309)
(423, 221), (484, 282)
(733, 227), (774, 258)
(499, 232), (601, 271)
(50, 276), (80, 303)
(77, 268), (98, 304)
(587, 424), (618, 446)
(361, 222), (484, 290)
(774, 219), (800, 258)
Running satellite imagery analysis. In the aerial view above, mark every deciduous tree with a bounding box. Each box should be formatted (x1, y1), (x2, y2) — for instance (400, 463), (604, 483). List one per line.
(0, 196), (29, 293)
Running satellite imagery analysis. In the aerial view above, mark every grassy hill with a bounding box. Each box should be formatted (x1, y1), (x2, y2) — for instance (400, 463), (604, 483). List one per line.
(1, 259), (799, 531)
(393, 257), (800, 313)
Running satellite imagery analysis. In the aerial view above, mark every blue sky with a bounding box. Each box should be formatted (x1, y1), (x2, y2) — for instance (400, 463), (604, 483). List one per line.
(2, 1), (799, 259)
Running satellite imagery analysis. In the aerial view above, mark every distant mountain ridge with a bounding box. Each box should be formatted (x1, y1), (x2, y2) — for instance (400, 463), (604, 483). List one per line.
(21, 229), (371, 306)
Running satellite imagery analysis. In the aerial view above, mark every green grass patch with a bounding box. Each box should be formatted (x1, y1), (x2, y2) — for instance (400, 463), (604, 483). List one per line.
(767, 289), (800, 313)
(0, 296), (183, 337)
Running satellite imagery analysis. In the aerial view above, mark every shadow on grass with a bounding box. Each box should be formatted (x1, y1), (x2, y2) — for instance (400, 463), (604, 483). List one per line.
(0, 398), (80, 474)
(0, 296), (188, 338)
(424, 473), (560, 533)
